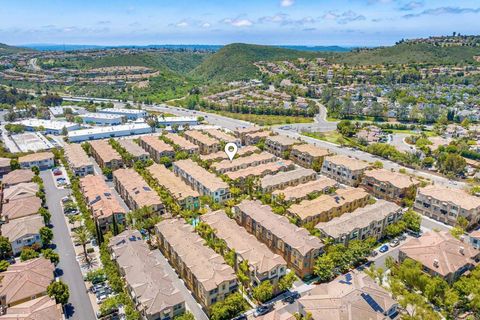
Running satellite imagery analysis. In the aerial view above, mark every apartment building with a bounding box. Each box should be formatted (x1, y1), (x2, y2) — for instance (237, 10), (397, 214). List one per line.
(226, 159), (295, 182)
(0, 258), (56, 311)
(1, 170), (34, 187)
(234, 200), (324, 278)
(0, 296), (62, 319)
(0, 158), (11, 177)
(290, 144), (330, 170)
(203, 129), (240, 146)
(108, 230), (186, 320)
(361, 169), (420, 204)
(80, 174), (127, 233)
(260, 167), (317, 193)
(414, 185), (480, 228)
(113, 168), (164, 214)
(244, 130), (272, 146)
(298, 271), (398, 320)
(211, 152), (277, 174)
(183, 130), (220, 155)
(234, 127), (263, 145)
(288, 187), (370, 226)
(1, 215), (44, 255)
(399, 231), (480, 283)
(2, 182), (38, 203)
(147, 164), (200, 210)
(18, 152), (54, 170)
(139, 136), (175, 162)
(265, 135), (303, 157)
(272, 176), (337, 202)
(2, 196), (42, 222)
(321, 155), (371, 187)
(164, 133), (199, 154)
(200, 210), (287, 287)
(172, 159), (230, 203)
(63, 143), (94, 177)
(118, 139), (149, 162)
(315, 200), (403, 245)
(89, 140), (123, 169)
(200, 145), (259, 162)
(155, 219), (238, 310)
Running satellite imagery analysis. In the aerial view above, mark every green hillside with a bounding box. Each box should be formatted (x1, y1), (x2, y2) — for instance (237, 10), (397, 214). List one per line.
(0, 43), (32, 55)
(330, 43), (480, 65)
(191, 43), (322, 82)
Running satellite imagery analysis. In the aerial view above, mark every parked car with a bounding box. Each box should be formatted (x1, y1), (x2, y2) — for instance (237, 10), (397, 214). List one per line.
(231, 315), (247, 320)
(254, 304), (273, 317)
(379, 245), (389, 253)
(282, 292), (300, 304)
(398, 234), (407, 241)
(91, 283), (106, 293)
(389, 239), (400, 247)
(370, 250), (378, 257)
(96, 292), (108, 304)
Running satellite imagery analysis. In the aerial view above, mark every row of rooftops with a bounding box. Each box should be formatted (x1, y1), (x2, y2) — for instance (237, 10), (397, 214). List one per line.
(147, 164), (199, 201)
(89, 140), (122, 163)
(140, 135), (174, 154)
(113, 168), (162, 208)
(183, 130), (220, 147)
(173, 159), (229, 191)
(118, 139), (149, 158)
(63, 143), (92, 169)
(164, 133), (198, 151)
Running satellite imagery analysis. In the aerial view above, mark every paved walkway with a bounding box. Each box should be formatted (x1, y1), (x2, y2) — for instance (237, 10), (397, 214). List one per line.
(41, 171), (96, 320)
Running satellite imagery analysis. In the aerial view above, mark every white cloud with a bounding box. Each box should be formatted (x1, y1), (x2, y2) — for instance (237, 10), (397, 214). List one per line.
(176, 21), (189, 27)
(281, 0), (295, 7)
(222, 18), (253, 27)
(201, 22), (211, 28)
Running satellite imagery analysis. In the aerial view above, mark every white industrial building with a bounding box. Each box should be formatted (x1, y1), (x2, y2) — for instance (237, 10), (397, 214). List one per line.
(67, 123), (153, 142)
(100, 108), (147, 120)
(80, 113), (124, 125)
(48, 105), (81, 118)
(157, 116), (199, 127)
(15, 119), (81, 135)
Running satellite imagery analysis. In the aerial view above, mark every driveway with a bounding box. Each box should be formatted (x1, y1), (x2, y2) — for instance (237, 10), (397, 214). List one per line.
(40, 171), (96, 320)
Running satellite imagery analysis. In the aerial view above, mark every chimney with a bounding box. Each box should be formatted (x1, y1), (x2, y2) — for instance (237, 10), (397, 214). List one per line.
(460, 247), (465, 255)
(433, 259), (439, 268)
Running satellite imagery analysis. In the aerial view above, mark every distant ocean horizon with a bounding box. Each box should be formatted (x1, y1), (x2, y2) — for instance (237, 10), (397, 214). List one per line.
(19, 43), (355, 52)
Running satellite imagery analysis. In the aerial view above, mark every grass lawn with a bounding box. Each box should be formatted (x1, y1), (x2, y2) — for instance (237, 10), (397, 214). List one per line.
(214, 111), (314, 126)
(388, 129), (437, 137)
(303, 131), (350, 145)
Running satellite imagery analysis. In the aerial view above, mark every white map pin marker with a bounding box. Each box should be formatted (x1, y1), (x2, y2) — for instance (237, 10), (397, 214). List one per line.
(225, 142), (238, 161)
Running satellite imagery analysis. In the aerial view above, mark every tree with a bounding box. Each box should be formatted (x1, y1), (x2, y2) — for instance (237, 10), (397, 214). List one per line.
(314, 255), (335, 282)
(174, 312), (195, 320)
(0, 236), (12, 259)
(403, 209), (421, 232)
(10, 159), (20, 170)
(252, 281), (274, 303)
(373, 160), (384, 169)
(210, 293), (248, 320)
(40, 227), (54, 246)
(31, 166), (40, 175)
(0, 260), (9, 272)
(20, 248), (40, 261)
(47, 281), (70, 305)
(38, 207), (51, 224)
(42, 248), (60, 264)
(337, 120), (356, 137)
(73, 225), (91, 264)
(278, 271), (297, 292)
(99, 296), (119, 317)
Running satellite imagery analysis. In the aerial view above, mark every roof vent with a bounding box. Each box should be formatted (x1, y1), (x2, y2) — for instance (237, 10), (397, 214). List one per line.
(433, 259), (439, 268)
(460, 247), (465, 255)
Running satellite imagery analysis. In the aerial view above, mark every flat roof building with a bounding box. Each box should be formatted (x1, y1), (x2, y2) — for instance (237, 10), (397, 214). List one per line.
(100, 107), (147, 120)
(260, 167), (317, 193)
(63, 143), (94, 177)
(15, 119), (81, 135)
(234, 200), (324, 278)
(158, 116), (199, 127)
(80, 112), (124, 125)
(147, 164), (200, 210)
(315, 200), (403, 245)
(113, 168), (164, 214)
(68, 123), (152, 142)
(200, 210), (287, 287)
(155, 219), (237, 310)
(272, 176), (337, 202)
(89, 140), (123, 169)
(173, 159), (230, 203)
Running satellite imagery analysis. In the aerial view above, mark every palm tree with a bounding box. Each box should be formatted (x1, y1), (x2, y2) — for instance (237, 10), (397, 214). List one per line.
(73, 226), (91, 264)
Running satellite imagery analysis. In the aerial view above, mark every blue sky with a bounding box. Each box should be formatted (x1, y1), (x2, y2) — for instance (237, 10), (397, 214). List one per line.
(1, 0), (480, 46)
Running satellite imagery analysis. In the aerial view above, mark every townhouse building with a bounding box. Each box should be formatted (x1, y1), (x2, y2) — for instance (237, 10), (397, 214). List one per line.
(321, 155), (371, 187)
(211, 152), (277, 174)
(155, 219), (238, 310)
(288, 187), (370, 226)
(80, 174), (127, 233)
(164, 133), (199, 154)
(203, 129), (240, 146)
(260, 167), (317, 193)
(0, 158), (11, 177)
(244, 131), (272, 146)
(234, 200), (324, 278)
(290, 144), (330, 170)
(113, 168), (164, 214)
(89, 140), (124, 169)
(1, 170), (34, 188)
(400, 231), (480, 283)
(200, 146), (259, 162)
(272, 176), (337, 203)
(234, 127), (263, 145)
(265, 135), (303, 157)
(414, 185), (480, 228)
(200, 210), (287, 288)
(183, 130), (220, 155)
(108, 230), (186, 320)
(172, 159), (230, 203)
(315, 200), (403, 245)
(18, 152), (54, 170)
(63, 143), (94, 177)
(147, 164), (200, 210)
(118, 139), (149, 162)
(1, 215), (44, 255)
(139, 136), (175, 162)
(361, 169), (420, 205)
(226, 159), (295, 183)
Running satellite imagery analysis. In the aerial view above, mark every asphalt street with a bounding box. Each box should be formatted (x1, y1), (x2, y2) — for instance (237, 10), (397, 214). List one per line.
(41, 171), (96, 320)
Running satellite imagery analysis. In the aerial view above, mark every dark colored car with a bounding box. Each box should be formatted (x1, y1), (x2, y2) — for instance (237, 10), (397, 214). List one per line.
(254, 304), (273, 317)
(379, 244), (389, 253)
